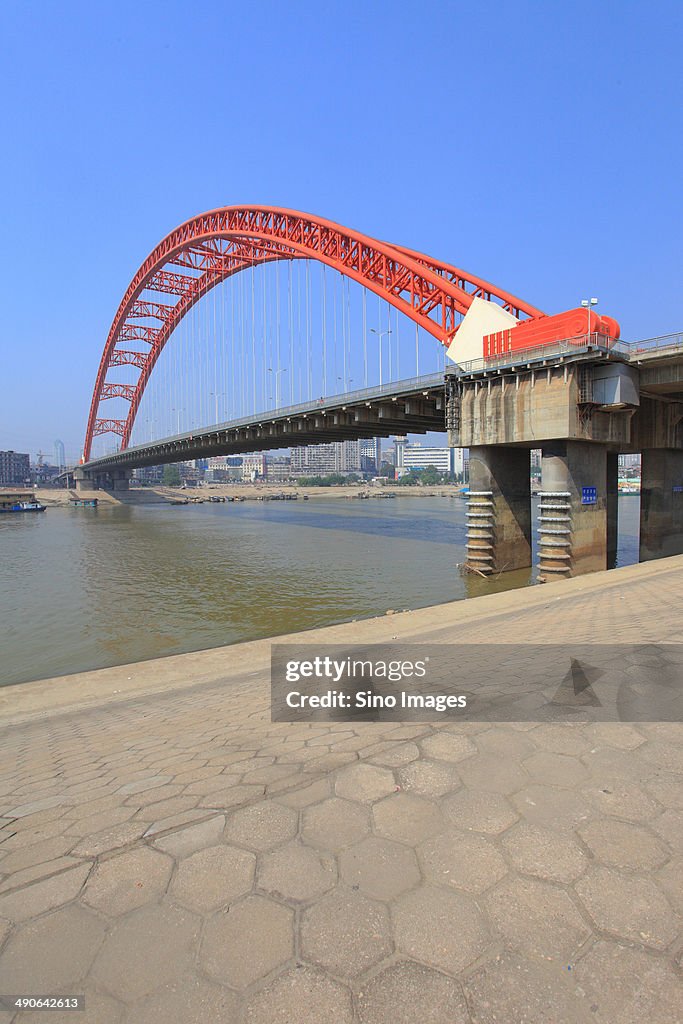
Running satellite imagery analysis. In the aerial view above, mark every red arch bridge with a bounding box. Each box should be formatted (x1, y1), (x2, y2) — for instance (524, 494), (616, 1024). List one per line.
(80, 205), (623, 485)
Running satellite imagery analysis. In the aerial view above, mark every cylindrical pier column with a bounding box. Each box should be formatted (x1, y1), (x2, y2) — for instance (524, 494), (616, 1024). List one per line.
(640, 449), (683, 561)
(539, 441), (609, 579)
(466, 446), (531, 574)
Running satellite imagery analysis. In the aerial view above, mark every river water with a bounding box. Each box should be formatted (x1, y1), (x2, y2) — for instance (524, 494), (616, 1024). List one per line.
(0, 495), (640, 688)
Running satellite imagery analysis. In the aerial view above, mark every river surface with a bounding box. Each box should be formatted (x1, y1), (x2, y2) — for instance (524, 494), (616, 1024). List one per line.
(0, 495), (640, 687)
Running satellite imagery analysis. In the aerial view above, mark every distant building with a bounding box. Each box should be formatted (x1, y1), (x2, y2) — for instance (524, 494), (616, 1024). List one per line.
(31, 462), (61, 485)
(54, 439), (66, 470)
(266, 456), (292, 482)
(619, 454), (641, 471)
(242, 453), (267, 481)
(132, 465), (164, 485)
(0, 451), (30, 486)
(360, 438), (382, 476)
(401, 444), (455, 475)
(393, 441), (468, 478)
(290, 440), (361, 476)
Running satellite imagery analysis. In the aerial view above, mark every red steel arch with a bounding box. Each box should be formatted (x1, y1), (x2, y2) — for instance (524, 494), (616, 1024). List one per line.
(84, 206), (544, 461)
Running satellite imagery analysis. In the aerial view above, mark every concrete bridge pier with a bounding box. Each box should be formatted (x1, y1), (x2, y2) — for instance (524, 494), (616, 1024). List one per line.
(538, 441), (618, 580)
(640, 449), (683, 560)
(466, 446), (531, 574)
(74, 467), (131, 492)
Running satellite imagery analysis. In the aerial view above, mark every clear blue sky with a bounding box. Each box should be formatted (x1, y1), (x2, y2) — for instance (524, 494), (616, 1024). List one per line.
(1, 0), (681, 460)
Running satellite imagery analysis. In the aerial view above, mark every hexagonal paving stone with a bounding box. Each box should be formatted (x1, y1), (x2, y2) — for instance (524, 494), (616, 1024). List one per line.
(201, 895), (293, 988)
(257, 840), (336, 902)
(397, 759), (461, 799)
(578, 819), (669, 871)
(456, 754), (528, 795)
(583, 782), (659, 823)
(511, 785), (592, 832)
(522, 751), (590, 787)
(420, 732), (476, 763)
(223, 801), (298, 851)
(393, 886), (490, 974)
(583, 723), (646, 750)
(130, 970), (239, 1024)
(575, 867), (679, 950)
(153, 815), (226, 858)
(0, 863), (92, 923)
(0, 836), (74, 875)
(301, 798), (371, 851)
(529, 724), (593, 756)
(644, 776), (683, 809)
(339, 837), (420, 899)
(442, 789), (518, 835)
(300, 889), (392, 978)
(572, 939), (683, 1024)
(650, 809), (683, 852)
(357, 959), (469, 1024)
(502, 824), (587, 883)
(419, 829), (507, 894)
(485, 876), (591, 962)
(372, 793), (445, 845)
(475, 728), (536, 760)
(656, 857), (683, 914)
(83, 847), (173, 916)
(0, 904), (105, 993)
(464, 951), (592, 1024)
(244, 965), (354, 1024)
(92, 903), (199, 1001)
(368, 742), (421, 768)
(334, 764), (396, 803)
(170, 843), (256, 913)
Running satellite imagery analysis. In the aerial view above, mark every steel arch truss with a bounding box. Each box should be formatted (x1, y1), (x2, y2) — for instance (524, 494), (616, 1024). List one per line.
(84, 206), (544, 460)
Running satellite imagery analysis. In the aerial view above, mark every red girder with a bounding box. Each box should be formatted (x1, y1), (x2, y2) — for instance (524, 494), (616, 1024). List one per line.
(100, 383), (136, 401)
(129, 300), (177, 320)
(93, 418), (126, 437)
(109, 350), (147, 369)
(84, 205), (543, 461)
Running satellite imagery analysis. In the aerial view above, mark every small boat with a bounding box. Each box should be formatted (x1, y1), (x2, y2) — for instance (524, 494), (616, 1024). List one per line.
(1, 501), (47, 513)
(70, 498), (98, 507)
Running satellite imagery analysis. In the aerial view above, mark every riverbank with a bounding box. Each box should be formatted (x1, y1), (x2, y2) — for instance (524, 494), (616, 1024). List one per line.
(25, 482), (469, 506)
(0, 555), (681, 1023)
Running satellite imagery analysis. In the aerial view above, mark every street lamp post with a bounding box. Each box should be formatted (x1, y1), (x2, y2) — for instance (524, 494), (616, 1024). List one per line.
(370, 329), (392, 386)
(209, 392), (225, 424)
(267, 368), (287, 408)
(580, 297), (598, 343)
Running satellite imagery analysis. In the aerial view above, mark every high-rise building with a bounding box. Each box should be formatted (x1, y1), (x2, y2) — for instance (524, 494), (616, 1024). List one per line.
(0, 451), (30, 485)
(290, 440), (361, 476)
(360, 438), (382, 475)
(54, 439), (66, 470)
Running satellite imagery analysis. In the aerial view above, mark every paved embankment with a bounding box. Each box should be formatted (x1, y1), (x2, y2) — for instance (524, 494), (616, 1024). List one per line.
(0, 557), (682, 1022)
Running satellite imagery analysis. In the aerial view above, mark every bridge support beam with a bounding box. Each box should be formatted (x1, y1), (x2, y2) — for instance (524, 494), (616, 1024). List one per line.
(466, 446), (531, 574)
(538, 441), (617, 580)
(640, 449), (683, 561)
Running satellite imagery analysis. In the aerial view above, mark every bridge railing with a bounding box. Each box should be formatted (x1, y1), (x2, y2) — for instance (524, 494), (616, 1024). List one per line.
(454, 334), (621, 375)
(621, 331), (683, 357)
(117, 372), (447, 457)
